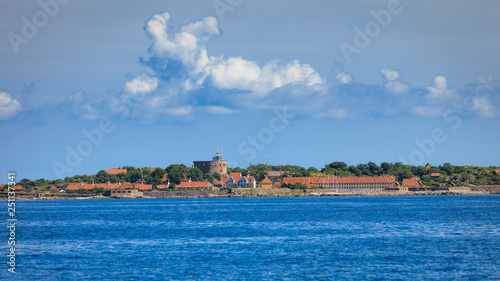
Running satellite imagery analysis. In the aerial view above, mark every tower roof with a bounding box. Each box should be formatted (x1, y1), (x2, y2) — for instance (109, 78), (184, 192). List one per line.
(212, 151), (224, 161)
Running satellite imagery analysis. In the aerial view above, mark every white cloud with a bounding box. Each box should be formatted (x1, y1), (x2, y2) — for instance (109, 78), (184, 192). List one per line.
(166, 106), (193, 116)
(0, 92), (21, 119)
(380, 69), (400, 81)
(412, 106), (443, 117)
(380, 69), (408, 95)
(124, 75), (158, 96)
(81, 104), (98, 120)
(336, 73), (352, 84)
(204, 106), (235, 115)
(427, 75), (456, 102)
(143, 12), (323, 98)
(320, 108), (347, 119)
(210, 57), (260, 90)
(471, 97), (495, 117)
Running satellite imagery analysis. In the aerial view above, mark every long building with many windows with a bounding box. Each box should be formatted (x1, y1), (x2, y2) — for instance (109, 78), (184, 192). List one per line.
(280, 176), (396, 189)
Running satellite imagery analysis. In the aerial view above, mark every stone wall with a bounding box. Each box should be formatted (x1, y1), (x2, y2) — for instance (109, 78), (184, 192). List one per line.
(193, 160), (227, 174)
(142, 190), (230, 198)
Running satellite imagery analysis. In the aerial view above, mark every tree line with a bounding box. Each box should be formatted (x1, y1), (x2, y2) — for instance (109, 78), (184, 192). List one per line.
(4, 162), (498, 192)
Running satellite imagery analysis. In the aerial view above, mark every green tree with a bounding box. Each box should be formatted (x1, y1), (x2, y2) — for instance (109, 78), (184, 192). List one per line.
(308, 167), (319, 174)
(348, 165), (362, 176)
(127, 170), (142, 183)
(166, 164), (188, 185)
(367, 162), (381, 175)
(328, 162), (348, 170)
(212, 172), (221, 180)
(357, 164), (369, 175)
(203, 172), (215, 184)
(96, 170), (110, 183)
(188, 167), (204, 181)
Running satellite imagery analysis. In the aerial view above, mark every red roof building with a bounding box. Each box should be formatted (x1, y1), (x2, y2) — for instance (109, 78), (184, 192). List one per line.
(260, 178), (274, 188)
(105, 168), (127, 175)
(177, 181), (214, 190)
(136, 184), (152, 190)
(431, 173), (440, 177)
(162, 173), (169, 182)
(157, 184), (169, 189)
(50, 185), (59, 191)
(13, 185), (23, 191)
(282, 176), (396, 189)
(402, 177), (422, 187)
(220, 173), (255, 188)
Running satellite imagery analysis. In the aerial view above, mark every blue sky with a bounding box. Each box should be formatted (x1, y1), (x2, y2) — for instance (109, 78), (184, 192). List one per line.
(1, 0), (499, 181)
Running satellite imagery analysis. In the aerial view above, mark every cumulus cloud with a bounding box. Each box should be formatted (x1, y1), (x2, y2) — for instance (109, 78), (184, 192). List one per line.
(124, 75), (158, 96)
(0, 92), (21, 119)
(380, 68), (409, 95)
(426, 75), (456, 102)
(336, 73), (352, 84)
(142, 12), (323, 97)
(470, 97), (495, 117)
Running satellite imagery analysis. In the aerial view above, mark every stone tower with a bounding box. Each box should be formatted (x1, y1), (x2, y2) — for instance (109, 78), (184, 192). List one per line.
(193, 152), (227, 175)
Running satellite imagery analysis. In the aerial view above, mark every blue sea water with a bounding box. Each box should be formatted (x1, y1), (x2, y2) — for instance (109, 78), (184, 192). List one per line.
(1, 195), (499, 280)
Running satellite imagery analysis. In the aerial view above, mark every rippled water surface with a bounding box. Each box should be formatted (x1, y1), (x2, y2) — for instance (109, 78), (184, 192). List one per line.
(2, 196), (499, 280)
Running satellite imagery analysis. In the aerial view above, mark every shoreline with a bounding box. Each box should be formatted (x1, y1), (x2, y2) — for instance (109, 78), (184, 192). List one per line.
(2, 186), (499, 201)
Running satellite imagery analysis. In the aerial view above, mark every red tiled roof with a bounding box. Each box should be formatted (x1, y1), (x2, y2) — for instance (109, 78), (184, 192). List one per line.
(282, 176), (397, 188)
(246, 176), (255, 185)
(431, 173), (440, 177)
(136, 184), (152, 190)
(274, 182), (283, 188)
(50, 186), (59, 190)
(105, 168), (127, 175)
(402, 177), (421, 187)
(162, 173), (169, 182)
(13, 185), (22, 190)
(157, 184), (168, 189)
(121, 183), (134, 189)
(107, 183), (121, 190)
(230, 173), (242, 183)
(261, 178), (272, 183)
(66, 184), (81, 190)
(177, 181), (214, 189)
(67, 183), (95, 190)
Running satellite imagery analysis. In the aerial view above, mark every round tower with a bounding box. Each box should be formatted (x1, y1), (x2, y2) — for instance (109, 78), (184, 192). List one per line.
(193, 152), (227, 175)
